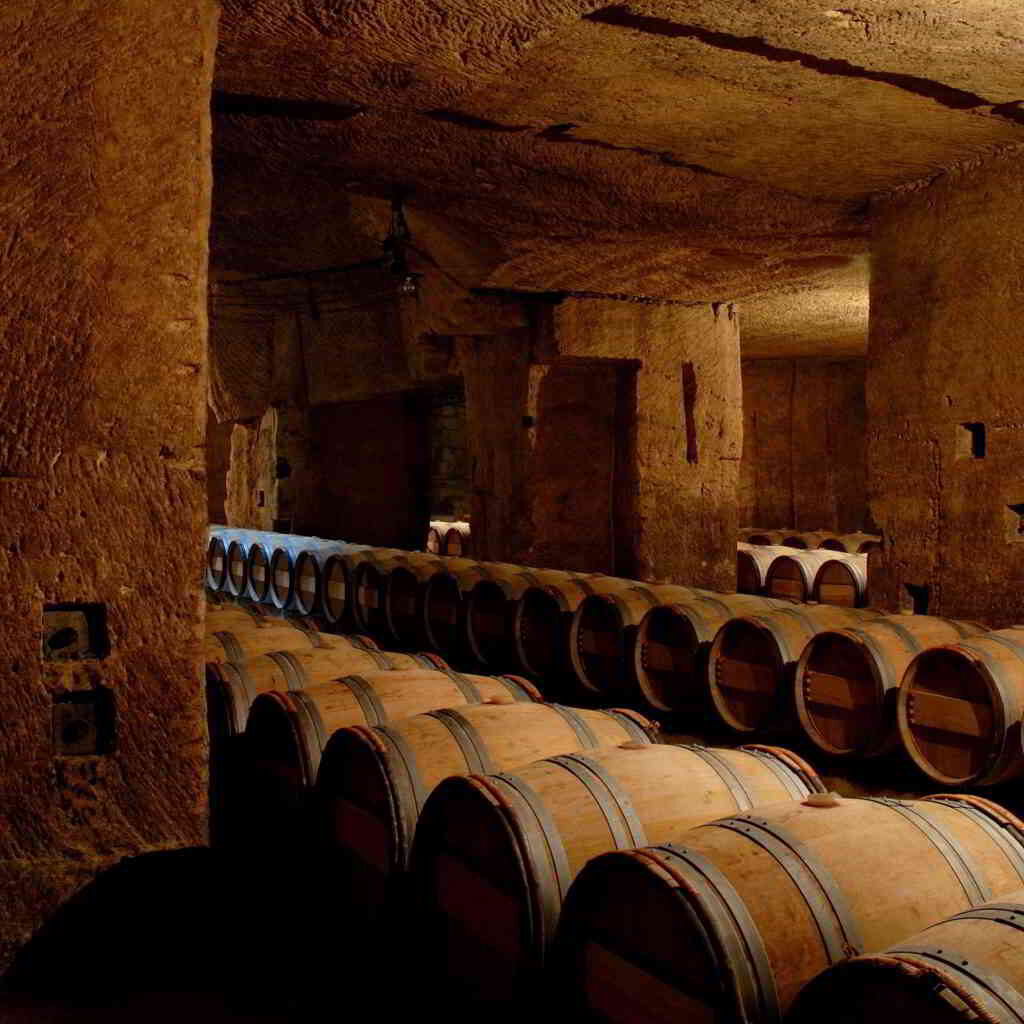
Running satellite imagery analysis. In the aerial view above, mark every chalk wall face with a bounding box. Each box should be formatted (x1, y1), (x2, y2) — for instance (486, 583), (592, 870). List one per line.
(868, 150), (1024, 625)
(0, 1), (217, 968)
(740, 358), (867, 535)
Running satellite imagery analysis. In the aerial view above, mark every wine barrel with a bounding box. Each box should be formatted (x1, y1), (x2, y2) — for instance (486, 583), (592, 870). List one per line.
(466, 567), (584, 669)
(245, 668), (542, 797)
(204, 601), (279, 632)
(319, 550), (373, 627)
(819, 533), (883, 554)
(420, 560), (522, 656)
(444, 522), (471, 557)
(203, 616), (326, 666)
(791, 868), (1024, 1022)
(224, 539), (251, 598)
(898, 627), (1024, 787)
(633, 593), (793, 713)
(206, 636), (432, 739)
(512, 576), (639, 681)
(708, 604), (886, 733)
(570, 584), (704, 697)
(411, 744), (822, 995)
(382, 555), (453, 649)
(764, 549), (846, 602)
(317, 703), (657, 882)
(555, 793), (1024, 1024)
(349, 551), (415, 634)
(291, 544), (365, 617)
(267, 539), (346, 610)
(245, 539), (275, 603)
(811, 555), (869, 607)
(744, 530), (788, 546)
(207, 535), (228, 590)
(737, 544), (786, 595)
(426, 524), (444, 554)
(782, 533), (811, 548)
(796, 615), (986, 759)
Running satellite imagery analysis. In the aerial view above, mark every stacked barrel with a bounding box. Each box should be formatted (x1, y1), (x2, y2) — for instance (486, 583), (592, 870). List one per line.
(202, 526), (1024, 1021)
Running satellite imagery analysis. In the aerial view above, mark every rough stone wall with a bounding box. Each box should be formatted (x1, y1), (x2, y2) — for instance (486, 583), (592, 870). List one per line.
(869, 149), (1024, 626)
(740, 358), (867, 532)
(425, 386), (470, 520)
(550, 298), (742, 589)
(206, 411), (233, 524)
(0, 0), (216, 970)
(224, 411), (277, 530)
(306, 396), (431, 549)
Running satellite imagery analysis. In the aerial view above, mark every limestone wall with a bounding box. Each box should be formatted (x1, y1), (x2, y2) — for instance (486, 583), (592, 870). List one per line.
(0, 0), (216, 969)
(740, 358), (867, 533)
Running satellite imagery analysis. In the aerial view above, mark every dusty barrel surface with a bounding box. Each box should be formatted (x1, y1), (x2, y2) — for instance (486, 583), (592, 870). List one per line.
(898, 627), (1024, 787)
(381, 553), (451, 648)
(790, 884), (1024, 1024)
(569, 583), (700, 697)
(317, 702), (657, 884)
(708, 604), (885, 733)
(204, 600), (279, 632)
(554, 793), (1024, 1024)
(634, 593), (792, 713)
(811, 555), (869, 607)
(244, 667), (541, 798)
(819, 532), (882, 554)
(205, 635), (426, 739)
(411, 744), (822, 994)
(796, 616), (986, 759)
(465, 567), (583, 669)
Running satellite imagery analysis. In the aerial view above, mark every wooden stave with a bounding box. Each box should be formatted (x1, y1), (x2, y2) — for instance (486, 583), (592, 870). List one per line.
(633, 593), (794, 713)
(708, 604), (887, 734)
(736, 544), (785, 595)
(764, 549), (848, 603)
(795, 616), (987, 760)
(419, 560), (517, 655)
(317, 702), (658, 880)
(554, 793), (1024, 1024)
(410, 743), (824, 988)
(202, 617), (325, 667)
(811, 556), (870, 608)
(898, 627), (1024, 788)
(244, 667), (542, 796)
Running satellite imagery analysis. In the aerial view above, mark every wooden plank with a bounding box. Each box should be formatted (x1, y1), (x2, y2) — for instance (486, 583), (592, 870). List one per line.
(804, 670), (867, 711)
(907, 690), (993, 738)
(716, 658), (776, 695)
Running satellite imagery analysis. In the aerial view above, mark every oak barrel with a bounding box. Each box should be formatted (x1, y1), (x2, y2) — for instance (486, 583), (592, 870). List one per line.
(205, 636), (431, 739)
(225, 539), (250, 598)
(796, 615), (986, 759)
(426, 524), (443, 554)
(411, 744), (822, 994)
(466, 567), (584, 669)
(555, 793), (1024, 1024)
(790, 882), (1024, 1023)
(764, 549), (845, 602)
(202, 616), (327, 666)
(316, 702), (657, 881)
(811, 555), (869, 607)
(633, 593), (792, 713)
(244, 668), (542, 798)
(708, 604), (886, 733)
(570, 584), (703, 697)
(819, 532), (883, 554)
(512, 576), (638, 681)
(379, 553), (464, 649)
(420, 560), (519, 656)
(737, 543), (785, 595)
(207, 535), (228, 591)
(743, 530), (788, 546)
(898, 627), (1024, 787)
(444, 522), (471, 557)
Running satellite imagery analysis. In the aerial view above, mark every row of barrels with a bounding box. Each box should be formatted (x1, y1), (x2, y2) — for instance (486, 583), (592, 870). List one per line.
(207, 602), (1024, 1022)
(742, 527), (881, 553)
(737, 542), (869, 606)
(426, 519), (471, 556)
(207, 528), (1024, 790)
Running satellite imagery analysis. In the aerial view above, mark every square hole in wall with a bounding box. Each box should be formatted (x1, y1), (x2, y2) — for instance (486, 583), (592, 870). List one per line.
(53, 687), (115, 756)
(957, 422), (986, 459)
(901, 583), (931, 615)
(43, 603), (109, 660)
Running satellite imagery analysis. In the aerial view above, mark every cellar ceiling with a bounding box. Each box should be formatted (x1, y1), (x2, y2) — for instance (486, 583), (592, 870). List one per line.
(213, 1), (1024, 349)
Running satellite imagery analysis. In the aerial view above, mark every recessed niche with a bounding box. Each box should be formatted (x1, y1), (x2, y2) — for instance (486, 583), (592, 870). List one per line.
(957, 422), (986, 459)
(53, 687), (115, 756)
(43, 603), (109, 660)
(902, 583), (930, 615)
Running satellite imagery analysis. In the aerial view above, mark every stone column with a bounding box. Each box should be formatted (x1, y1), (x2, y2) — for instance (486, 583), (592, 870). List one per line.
(0, 1), (217, 969)
(868, 150), (1024, 625)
